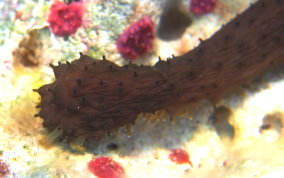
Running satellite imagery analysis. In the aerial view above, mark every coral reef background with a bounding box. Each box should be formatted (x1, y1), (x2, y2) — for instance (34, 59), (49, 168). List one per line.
(0, 0), (284, 177)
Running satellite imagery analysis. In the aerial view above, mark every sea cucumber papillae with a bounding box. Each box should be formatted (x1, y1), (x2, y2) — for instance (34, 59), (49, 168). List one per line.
(35, 0), (284, 141)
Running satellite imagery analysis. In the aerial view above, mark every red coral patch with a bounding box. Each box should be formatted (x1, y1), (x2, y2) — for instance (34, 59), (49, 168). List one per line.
(47, 1), (84, 37)
(169, 149), (193, 166)
(190, 0), (217, 15)
(116, 16), (155, 61)
(0, 159), (10, 177)
(88, 156), (124, 178)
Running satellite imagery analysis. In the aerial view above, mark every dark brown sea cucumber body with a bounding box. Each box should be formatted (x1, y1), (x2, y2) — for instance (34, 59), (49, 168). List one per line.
(36, 0), (284, 141)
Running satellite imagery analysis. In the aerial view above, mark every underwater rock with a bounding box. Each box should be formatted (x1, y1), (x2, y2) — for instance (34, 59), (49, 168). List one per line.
(157, 0), (192, 41)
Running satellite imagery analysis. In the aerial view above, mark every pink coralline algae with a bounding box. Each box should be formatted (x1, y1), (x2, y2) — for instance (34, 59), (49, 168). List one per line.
(47, 1), (84, 37)
(169, 149), (192, 166)
(88, 156), (125, 178)
(0, 160), (10, 177)
(116, 16), (155, 61)
(190, 0), (217, 15)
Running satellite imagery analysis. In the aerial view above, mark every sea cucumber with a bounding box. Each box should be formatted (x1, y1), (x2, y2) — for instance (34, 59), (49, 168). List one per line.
(157, 0), (192, 41)
(35, 0), (284, 141)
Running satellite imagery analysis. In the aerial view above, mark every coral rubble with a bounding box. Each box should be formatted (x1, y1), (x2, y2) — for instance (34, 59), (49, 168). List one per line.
(13, 29), (43, 67)
(88, 156), (124, 178)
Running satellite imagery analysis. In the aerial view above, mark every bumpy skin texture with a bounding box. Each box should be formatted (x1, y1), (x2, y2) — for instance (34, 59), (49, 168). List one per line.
(37, 55), (171, 140)
(36, 0), (284, 141)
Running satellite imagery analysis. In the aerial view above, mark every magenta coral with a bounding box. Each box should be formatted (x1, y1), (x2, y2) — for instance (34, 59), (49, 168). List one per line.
(190, 0), (217, 15)
(0, 160), (10, 177)
(88, 157), (124, 178)
(47, 1), (84, 37)
(169, 149), (191, 165)
(116, 16), (155, 61)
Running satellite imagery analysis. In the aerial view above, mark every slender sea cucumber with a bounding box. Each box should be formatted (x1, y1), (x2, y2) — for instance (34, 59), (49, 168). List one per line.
(35, 0), (284, 141)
